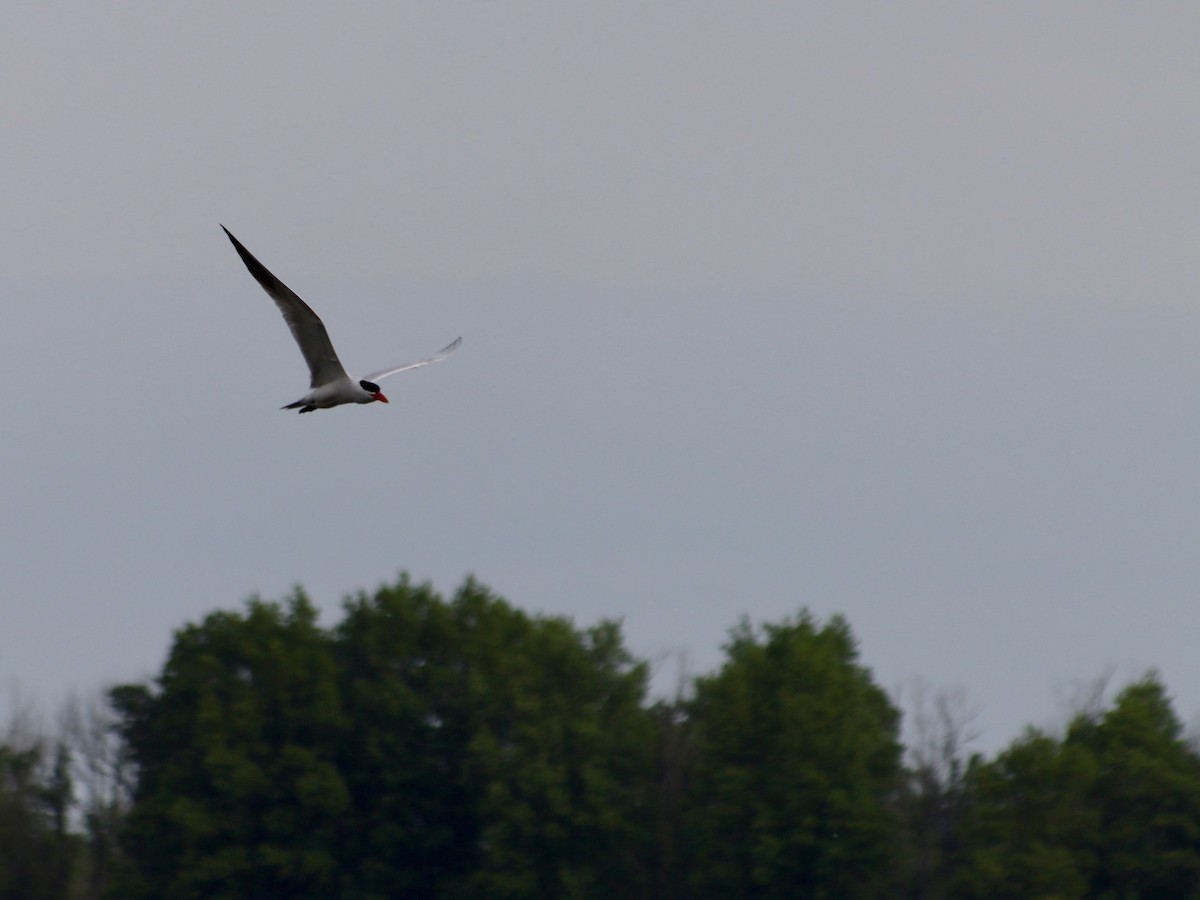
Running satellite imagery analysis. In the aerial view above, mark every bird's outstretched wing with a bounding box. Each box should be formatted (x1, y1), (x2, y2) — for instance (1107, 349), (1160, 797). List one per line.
(221, 226), (348, 388)
(364, 337), (463, 382)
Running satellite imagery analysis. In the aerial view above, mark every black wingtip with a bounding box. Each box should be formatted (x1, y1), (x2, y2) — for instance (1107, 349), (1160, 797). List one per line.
(220, 227), (258, 268)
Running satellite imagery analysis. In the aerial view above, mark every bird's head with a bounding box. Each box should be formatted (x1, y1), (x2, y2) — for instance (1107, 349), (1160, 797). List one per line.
(360, 380), (389, 403)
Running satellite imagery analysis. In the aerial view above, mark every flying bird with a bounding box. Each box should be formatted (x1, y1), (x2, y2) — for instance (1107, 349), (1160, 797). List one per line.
(222, 226), (461, 413)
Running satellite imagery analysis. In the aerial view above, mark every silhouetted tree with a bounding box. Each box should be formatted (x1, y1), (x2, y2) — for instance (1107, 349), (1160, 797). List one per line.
(0, 735), (78, 899)
(893, 684), (978, 899)
(59, 692), (133, 899)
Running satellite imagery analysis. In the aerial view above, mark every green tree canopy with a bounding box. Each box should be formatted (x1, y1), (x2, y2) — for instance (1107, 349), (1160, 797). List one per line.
(110, 592), (347, 899)
(333, 576), (655, 899)
(953, 729), (1099, 899)
(110, 576), (654, 900)
(954, 674), (1200, 899)
(682, 611), (902, 899)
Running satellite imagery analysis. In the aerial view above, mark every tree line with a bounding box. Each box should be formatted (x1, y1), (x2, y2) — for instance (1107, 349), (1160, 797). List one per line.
(4, 574), (1200, 898)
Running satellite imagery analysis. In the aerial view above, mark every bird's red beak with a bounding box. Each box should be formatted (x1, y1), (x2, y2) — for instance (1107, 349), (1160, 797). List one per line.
(374, 391), (389, 404)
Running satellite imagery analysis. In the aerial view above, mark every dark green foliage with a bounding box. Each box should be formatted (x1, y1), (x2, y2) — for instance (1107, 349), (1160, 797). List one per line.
(0, 740), (80, 899)
(110, 576), (654, 900)
(332, 576), (655, 899)
(10, 576), (1200, 899)
(110, 592), (348, 899)
(1071, 678), (1200, 897)
(646, 699), (695, 897)
(682, 612), (903, 899)
(953, 730), (1099, 899)
(954, 674), (1200, 899)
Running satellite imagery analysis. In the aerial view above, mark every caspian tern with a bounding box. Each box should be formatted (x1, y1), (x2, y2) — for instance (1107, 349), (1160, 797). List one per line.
(222, 226), (461, 413)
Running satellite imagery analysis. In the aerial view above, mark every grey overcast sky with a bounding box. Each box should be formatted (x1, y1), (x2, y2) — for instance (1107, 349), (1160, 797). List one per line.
(4, 3), (1200, 751)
